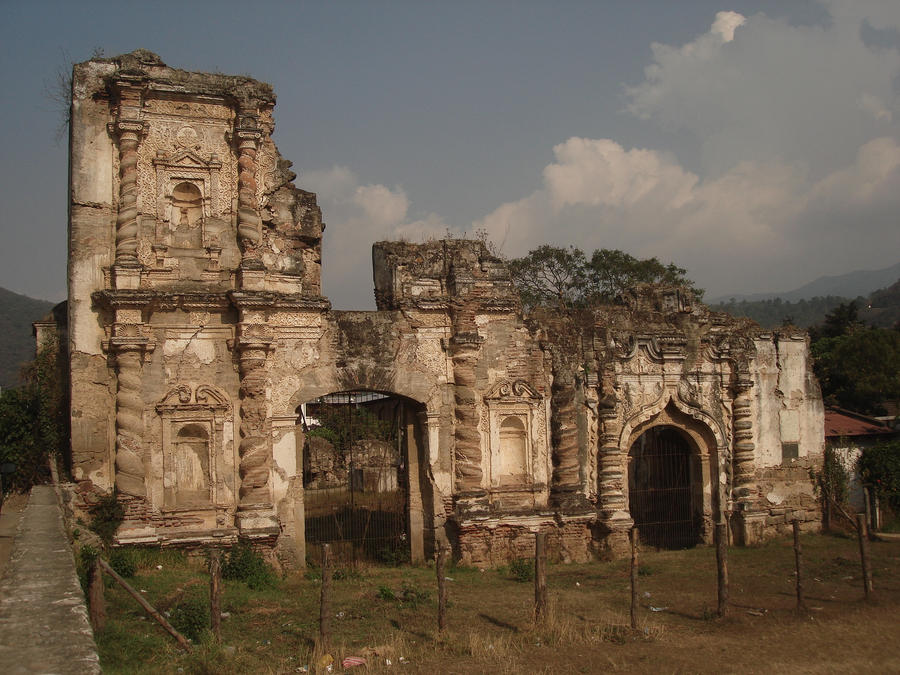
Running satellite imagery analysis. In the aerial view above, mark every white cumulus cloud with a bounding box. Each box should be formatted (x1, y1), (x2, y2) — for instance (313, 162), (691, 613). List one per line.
(477, 3), (900, 298)
(300, 166), (453, 308)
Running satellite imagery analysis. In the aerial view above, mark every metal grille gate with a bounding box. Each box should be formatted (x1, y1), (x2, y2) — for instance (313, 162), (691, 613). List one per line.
(628, 426), (701, 549)
(302, 391), (408, 565)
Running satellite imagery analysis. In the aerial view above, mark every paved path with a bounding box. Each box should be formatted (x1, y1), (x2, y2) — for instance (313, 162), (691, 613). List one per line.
(0, 485), (100, 674)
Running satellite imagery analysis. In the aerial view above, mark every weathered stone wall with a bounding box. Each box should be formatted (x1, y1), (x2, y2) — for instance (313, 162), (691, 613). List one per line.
(62, 51), (825, 567)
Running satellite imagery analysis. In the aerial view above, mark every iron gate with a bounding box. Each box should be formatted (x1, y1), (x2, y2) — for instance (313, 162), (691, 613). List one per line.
(628, 426), (701, 549)
(302, 391), (408, 564)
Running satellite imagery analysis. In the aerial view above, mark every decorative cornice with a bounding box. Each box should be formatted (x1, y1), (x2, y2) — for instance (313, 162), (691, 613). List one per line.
(228, 291), (331, 311)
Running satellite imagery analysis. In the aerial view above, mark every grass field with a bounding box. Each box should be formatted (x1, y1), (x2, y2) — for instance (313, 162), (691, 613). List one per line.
(93, 532), (900, 674)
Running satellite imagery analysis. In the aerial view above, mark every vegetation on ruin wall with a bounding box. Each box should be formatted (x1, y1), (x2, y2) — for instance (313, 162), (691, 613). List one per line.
(507, 245), (702, 311)
(0, 336), (68, 492)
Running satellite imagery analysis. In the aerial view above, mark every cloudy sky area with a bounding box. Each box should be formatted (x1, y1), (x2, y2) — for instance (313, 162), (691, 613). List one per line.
(2, 1), (899, 308)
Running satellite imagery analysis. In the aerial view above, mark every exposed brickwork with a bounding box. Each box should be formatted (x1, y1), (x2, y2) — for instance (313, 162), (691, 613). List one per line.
(56, 51), (825, 566)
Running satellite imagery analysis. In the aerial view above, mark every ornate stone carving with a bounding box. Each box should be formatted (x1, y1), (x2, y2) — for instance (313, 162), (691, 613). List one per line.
(550, 361), (580, 492)
(450, 330), (484, 492)
(236, 337), (274, 508)
(235, 107), (264, 269)
(622, 380), (664, 414)
(732, 376), (757, 508)
(110, 103), (145, 266)
(108, 334), (155, 497)
(677, 377), (704, 410)
(484, 379), (541, 400)
(598, 410), (628, 517)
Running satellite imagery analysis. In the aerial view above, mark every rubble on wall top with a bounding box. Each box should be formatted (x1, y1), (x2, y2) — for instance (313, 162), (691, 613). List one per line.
(83, 49), (275, 103)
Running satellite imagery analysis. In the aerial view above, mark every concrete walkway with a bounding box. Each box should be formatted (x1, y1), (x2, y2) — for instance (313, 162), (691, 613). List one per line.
(0, 485), (100, 674)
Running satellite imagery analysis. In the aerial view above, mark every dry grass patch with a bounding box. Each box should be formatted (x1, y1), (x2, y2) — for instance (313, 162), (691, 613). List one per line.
(94, 533), (900, 673)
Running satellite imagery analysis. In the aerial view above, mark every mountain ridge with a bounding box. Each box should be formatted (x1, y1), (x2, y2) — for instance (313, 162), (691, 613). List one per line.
(710, 261), (900, 304)
(0, 287), (55, 389)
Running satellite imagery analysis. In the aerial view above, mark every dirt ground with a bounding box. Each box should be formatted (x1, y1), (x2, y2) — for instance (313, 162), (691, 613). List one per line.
(95, 532), (900, 674)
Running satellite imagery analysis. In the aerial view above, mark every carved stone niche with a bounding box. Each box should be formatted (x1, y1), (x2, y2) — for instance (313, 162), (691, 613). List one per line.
(151, 143), (226, 267)
(484, 380), (542, 488)
(156, 384), (231, 511)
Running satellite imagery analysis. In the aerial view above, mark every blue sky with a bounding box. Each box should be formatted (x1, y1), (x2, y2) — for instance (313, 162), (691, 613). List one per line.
(1, 1), (899, 308)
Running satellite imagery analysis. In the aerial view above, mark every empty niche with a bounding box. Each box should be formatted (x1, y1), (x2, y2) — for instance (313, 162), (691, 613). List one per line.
(498, 416), (528, 484)
(157, 384), (231, 511)
(173, 423), (211, 506)
(171, 181), (203, 248)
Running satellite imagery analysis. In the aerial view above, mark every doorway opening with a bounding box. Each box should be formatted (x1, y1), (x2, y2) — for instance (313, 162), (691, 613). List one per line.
(300, 390), (424, 565)
(627, 425), (702, 549)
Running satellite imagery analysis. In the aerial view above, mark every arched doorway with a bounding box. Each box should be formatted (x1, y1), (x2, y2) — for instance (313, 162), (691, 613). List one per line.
(299, 390), (426, 564)
(628, 426), (702, 549)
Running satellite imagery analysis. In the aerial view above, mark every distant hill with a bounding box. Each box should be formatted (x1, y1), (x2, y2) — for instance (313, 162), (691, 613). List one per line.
(708, 295), (848, 329)
(863, 278), (900, 329)
(0, 287), (55, 389)
(709, 277), (900, 330)
(710, 261), (900, 304)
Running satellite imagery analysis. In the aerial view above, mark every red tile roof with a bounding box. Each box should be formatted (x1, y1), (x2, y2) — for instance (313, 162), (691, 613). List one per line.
(824, 408), (896, 438)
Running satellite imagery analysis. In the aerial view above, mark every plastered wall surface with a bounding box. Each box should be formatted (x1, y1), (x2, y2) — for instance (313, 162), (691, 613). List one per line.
(58, 51), (825, 565)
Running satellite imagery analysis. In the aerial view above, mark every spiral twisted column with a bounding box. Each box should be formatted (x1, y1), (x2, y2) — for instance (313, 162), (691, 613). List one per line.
(597, 411), (628, 518)
(112, 121), (144, 266)
(449, 331), (484, 494)
(550, 366), (580, 495)
(234, 110), (264, 271)
(110, 339), (153, 497)
(732, 379), (757, 507)
(237, 339), (273, 509)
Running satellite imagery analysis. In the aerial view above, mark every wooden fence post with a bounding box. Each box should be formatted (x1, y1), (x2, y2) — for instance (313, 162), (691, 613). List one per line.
(630, 527), (639, 630)
(319, 543), (332, 647)
(436, 545), (449, 632)
(209, 549), (222, 641)
(856, 513), (874, 598)
(88, 557), (105, 631)
(534, 532), (548, 622)
(715, 522), (728, 618)
(792, 519), (806, 612)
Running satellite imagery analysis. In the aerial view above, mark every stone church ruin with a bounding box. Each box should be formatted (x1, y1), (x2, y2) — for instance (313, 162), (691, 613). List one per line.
(57, 51), (824, 566)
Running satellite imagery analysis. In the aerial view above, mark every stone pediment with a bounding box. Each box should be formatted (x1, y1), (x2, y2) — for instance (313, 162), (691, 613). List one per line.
(153, 148), (221, 169)
(484, 379), (541, 401)
(157, 384), (230, 412)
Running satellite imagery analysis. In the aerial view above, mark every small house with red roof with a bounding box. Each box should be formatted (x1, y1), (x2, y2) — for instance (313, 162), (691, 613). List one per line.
(825, 407), (898, 522)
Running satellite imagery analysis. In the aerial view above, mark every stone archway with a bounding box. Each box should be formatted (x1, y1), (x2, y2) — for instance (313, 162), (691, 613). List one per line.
(628, 425), (701, 549)
(622, 401), (723, 547)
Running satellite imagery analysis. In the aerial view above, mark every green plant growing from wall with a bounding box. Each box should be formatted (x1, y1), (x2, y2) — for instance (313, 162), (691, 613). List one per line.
(88, 491), (125, 546)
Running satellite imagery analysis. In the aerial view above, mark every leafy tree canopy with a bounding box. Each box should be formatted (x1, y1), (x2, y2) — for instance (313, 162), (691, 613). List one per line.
(811, 303), (900, 415)
(507, 245), (700, 310)
(0, 336), (67, 491)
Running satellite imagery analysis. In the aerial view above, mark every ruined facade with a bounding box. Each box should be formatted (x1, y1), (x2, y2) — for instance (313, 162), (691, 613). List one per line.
(61, 52), (824, 566)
